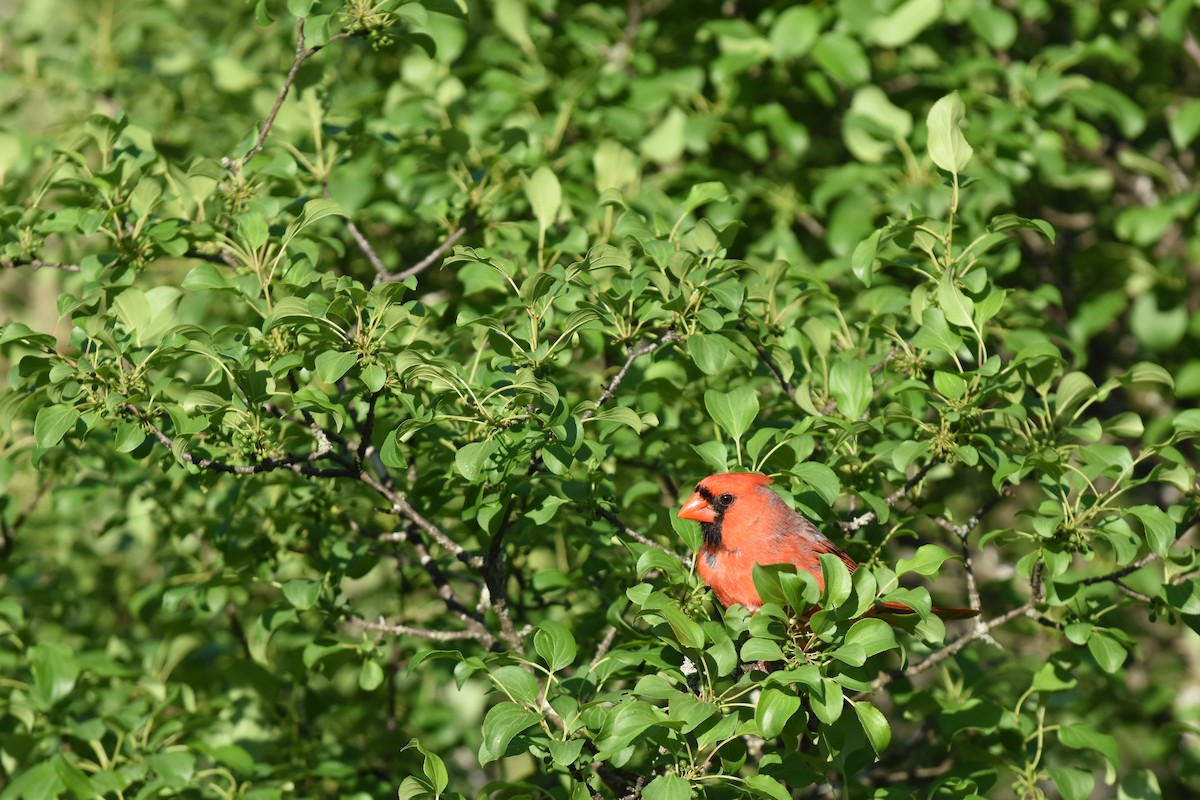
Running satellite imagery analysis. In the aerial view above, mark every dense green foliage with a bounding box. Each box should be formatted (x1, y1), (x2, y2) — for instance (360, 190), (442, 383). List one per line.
(3, 1), (1200, 798)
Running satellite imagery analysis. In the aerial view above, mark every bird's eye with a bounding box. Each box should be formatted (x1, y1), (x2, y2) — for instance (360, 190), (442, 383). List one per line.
(718, 493), (734, 506)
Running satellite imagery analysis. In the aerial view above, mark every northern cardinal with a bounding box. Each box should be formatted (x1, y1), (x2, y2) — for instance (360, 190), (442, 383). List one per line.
(677, 472), (978, 620)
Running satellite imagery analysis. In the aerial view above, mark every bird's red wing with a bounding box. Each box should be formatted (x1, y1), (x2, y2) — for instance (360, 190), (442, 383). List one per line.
(808, 537), (859, 575)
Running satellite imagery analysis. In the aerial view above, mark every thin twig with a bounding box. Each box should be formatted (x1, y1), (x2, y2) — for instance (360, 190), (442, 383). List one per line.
(1080, 508), (1199, 587)
(346, 218), (389, 277)
(379, 225), (470, 284)
(0, 480), (53, 560)
(235, 19), (363, 169)
(349, 615), (482, 641)
(127, 403), (352, 477)
(582, 330), (680, 421)
(319, 179), (390, 278)
(597, 508), (685, 562)
(183, 249), (239, 267)
(356, 391), (380, 467)
(870, 598), (1036, 694)
(839, 461), (937, 532)
(590, 625), (619, 667)
(358, 470), (485, 569)
(1, 258), (81, 272)
(933, 486), (1013, 641)
(754, 343), (796, 402)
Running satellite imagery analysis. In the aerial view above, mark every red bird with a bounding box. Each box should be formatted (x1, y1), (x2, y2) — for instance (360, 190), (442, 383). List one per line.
(677, 473), (978, 620)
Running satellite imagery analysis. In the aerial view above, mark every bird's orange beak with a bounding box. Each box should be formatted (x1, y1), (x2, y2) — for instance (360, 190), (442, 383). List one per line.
(677, 493), (716, 523)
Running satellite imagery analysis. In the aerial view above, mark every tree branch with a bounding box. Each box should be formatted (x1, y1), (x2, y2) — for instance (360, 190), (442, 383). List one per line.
(0, 479), (52, 560)
(582, 329), (680, 422)
(233, 19), (364, 170)
(127, 403), (352, 477)
(590, 625), (619, 668)
(839, 461), (937, 532)
(597, 508), (685, 562)
(754, 343), (796, 403)
(349, 615), (482, 641)
(358, 470), (485, 570)
(379, 224), (471, 284)
(1, 258), (81, 272)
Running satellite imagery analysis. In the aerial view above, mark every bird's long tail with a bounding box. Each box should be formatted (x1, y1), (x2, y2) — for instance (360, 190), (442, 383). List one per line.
(872, 601), (979, 620)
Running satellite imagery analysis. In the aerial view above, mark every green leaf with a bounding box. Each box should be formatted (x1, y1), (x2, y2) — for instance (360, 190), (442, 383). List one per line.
(593, 141), (640, 194)
(642, 107), (688, 164)
(688, 333), (731, 375)
(866, 0), (942, 47)
(525, 165), (561, 233)
(34, 404), (79, 448)
(547, 739), (585, 767)
(852, 700), (891, 755)
(819, 553), (852, 608)
(829, 359), (871, 419)
(1086, 631), (1127, 673)
(380, 430), (407, 469)
(1055, 371), (1097, 419)
(1175, 408), (1200, 434)
(741, 637), (786, 662)
(398, 776), (432, 800)
(359, 658), (385, 690)
(589, 405), (646, 433)
(933, 370), (967, 400)
(895, 544), (953, 577)
(810, 677), (844, 724)
(812, 33), (870, 86)
(1058, 722), (1120, 770)
(147, 751), (196, 789)
(927, 92), (973, 174)
(937, 267), (975, 328)
(296, 197), (347, 228)
(51, 753), (94, 798)
(534, 620), (576, 672)
(1123, 361), (1174, 390)
(844, 618), (898, 658)
(1130, 293), (1187, 351)
(455, 440), (498, 482)
(599, 701), (664, 752)
(402, 739), (449, 795)
(640, 593), (705, 649)
(755, 686), (802, 738)
(1118, 769), (1163, 800)
(29, 642), (79, 707)
(680, 181), (731, 216)
(913, 307), (964, 355)
(770, 6), (821, 61)
(481, 702), (540, 764)
(790, 463), (840, 506)
(704, 385), (759, 442)
(182, 262), (235, 290)
(315, 350), (357, 383)
(1031, 661), (1077, 692)
(1169, 98), (1200, 150)
(360, 363), (386, 393)
(238, 212), (269, 250)
(1048, 766), (1096, 800)
(281, 578), (322, 610)
(490, 664), (540, 706)
(851, 228), (882, 287)
(263, 296), (316, 331)
(642, 775), (691, 800)
(1128, 505), (1174, 556)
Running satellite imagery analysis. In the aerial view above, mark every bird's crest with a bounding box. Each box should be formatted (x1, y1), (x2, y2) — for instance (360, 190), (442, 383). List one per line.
(696, 472), (774, 496)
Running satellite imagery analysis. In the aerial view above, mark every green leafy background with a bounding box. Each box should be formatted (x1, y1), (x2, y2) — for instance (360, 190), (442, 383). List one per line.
(1, 0), (1199, 798)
